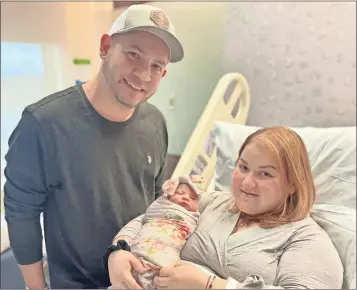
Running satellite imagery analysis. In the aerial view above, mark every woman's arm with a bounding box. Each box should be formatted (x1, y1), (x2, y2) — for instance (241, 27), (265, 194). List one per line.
(198, 191), (230, 213)
(214, 228), (344, 289)
(112, 214), (145, 244)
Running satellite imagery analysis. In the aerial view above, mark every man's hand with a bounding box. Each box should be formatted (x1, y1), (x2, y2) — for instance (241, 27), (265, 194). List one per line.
(108, 250), (146, 289)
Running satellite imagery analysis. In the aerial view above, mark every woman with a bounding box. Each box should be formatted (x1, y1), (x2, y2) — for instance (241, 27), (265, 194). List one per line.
(108, 126), (343, 289)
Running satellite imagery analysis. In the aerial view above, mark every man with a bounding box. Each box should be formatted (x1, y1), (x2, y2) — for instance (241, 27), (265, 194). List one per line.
(3, 4), (184, 289)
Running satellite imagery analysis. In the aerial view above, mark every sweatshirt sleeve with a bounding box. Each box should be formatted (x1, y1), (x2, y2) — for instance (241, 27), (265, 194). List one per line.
(154, 111), (168, 200)
(3, 110), (50, 265)
(226, 228), (343, 289)
(154, 159), (166, 199)
(154, 129), (168, 200)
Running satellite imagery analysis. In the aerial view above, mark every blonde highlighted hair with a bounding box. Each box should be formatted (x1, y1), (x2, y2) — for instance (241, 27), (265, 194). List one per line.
(232, 126), (316, 228)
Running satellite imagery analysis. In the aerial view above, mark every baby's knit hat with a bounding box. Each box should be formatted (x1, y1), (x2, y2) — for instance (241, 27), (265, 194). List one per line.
(162, 175), (203, 197)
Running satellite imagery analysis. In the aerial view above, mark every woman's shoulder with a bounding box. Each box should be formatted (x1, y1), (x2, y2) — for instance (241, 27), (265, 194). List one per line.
(286, 216), (335, 243)
(198, 191), (234, 213)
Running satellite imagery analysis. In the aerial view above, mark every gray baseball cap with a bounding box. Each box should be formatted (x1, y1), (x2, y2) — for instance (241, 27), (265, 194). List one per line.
(108, 4), (184, 63)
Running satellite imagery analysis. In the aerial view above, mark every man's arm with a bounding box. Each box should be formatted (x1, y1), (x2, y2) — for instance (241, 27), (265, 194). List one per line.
(18, 262), (47, 289)
(4, 110), (50, 289)
(154, 117), (168, 200)
(154, 158), (167, 199)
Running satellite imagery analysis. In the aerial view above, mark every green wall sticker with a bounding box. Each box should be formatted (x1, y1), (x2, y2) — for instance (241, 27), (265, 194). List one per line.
(72, 58), (91, 65)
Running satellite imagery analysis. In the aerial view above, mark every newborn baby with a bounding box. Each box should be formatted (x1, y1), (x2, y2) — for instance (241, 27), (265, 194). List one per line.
(118, 175), (203, 289)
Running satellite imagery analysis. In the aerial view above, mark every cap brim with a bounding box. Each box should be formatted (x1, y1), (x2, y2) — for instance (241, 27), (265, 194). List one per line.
(110, 26), (184, 63)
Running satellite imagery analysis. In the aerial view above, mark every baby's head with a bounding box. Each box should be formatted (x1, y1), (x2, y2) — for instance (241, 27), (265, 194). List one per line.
(162, 176), (203, 212)
(169, 183), (199, 212)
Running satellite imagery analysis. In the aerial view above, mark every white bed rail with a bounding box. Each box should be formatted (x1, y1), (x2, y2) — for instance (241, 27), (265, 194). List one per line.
(172, 72), (251, 190)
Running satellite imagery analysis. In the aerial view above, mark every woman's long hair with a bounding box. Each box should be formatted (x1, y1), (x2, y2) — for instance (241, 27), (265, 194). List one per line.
(231, 126), (316, 228)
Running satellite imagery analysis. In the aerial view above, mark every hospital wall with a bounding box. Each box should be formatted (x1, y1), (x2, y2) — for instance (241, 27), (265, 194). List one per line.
(221, 2), (356, 128)
(1, 2), (113, 188)
(113, 2), (356, 156)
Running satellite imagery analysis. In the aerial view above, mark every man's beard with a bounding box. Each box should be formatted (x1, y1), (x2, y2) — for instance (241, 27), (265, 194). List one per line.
(102, 65), (138, 109)
(102, 64), (153, 109)
(113, 87), (154, 109)
(113, 93), (137, 109)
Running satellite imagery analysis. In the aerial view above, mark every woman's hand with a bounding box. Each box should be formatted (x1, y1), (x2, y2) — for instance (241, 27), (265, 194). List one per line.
(153, 262), (209, 289)
(108, 250), (146, 289)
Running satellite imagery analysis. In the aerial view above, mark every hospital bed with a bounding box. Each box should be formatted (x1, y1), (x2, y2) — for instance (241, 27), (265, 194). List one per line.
(172, 72), (356, 289)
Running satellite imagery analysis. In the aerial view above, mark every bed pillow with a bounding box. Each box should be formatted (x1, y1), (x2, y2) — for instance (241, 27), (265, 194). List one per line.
(211, 122), (356, 289)
(311, 204), (356, 289)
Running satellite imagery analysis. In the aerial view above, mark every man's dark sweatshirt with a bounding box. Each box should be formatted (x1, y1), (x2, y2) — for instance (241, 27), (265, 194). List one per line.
(4, 85), (168, 288)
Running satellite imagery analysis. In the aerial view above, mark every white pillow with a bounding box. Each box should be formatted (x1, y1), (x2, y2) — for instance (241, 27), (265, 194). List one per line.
(212, 122), (356, 289)
(311, 204), (356, 289)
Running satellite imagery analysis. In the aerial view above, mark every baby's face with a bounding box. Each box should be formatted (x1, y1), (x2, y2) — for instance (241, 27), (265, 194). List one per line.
(169, 184), (199, 212)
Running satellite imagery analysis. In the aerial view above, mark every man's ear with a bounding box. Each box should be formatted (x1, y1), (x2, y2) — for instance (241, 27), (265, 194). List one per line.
(162, 69), (167, 78)
(99, 34), (111, 59)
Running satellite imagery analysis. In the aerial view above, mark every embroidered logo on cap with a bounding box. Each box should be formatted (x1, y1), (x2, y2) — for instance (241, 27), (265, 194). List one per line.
(150, 10), (170, 30)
